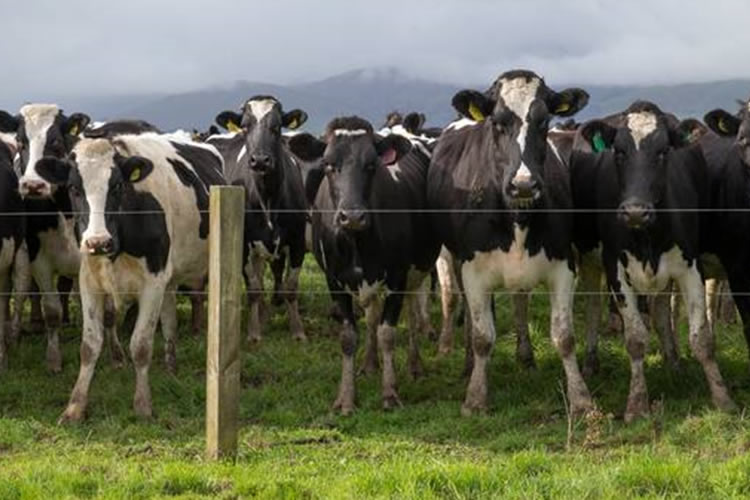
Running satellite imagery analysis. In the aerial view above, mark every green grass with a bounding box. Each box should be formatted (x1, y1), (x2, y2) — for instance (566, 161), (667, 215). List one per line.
(2, 255), (750, 498)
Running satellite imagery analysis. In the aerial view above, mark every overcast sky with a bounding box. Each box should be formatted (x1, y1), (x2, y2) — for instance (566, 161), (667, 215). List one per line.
(3, 0), (749, 108)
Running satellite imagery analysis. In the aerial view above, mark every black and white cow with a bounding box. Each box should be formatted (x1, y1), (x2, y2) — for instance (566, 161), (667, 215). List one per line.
(212, 96), (309, 342)
(427, 69), (594, 416)
(0, 121), (26, 371)
(35, 132), (225, 420)
(288, 116), (441, 414)
(573, 101), (734, 420)
(701, 100), (750, 374)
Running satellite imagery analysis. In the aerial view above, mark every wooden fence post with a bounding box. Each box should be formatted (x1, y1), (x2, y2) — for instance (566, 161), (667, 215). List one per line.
(206, 185), (244, 459)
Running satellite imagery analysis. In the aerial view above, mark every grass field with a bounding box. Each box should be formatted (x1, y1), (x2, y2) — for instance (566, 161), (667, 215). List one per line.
(2, 256), (750, 499)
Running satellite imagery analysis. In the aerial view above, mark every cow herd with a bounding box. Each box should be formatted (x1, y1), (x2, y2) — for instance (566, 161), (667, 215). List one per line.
(0, 68), (749, 424)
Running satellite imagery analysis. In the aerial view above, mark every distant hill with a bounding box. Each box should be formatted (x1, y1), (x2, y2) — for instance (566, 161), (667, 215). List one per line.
(36, 68), (750, 133)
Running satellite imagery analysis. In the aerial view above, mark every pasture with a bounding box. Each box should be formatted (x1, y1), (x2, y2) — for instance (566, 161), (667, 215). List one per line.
(1, 256), (750, 499)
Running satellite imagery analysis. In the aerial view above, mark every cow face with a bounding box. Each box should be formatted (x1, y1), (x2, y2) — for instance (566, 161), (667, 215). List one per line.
(705, 102), (750, 165)
(452, 70), (588, 209)
(1, 104), (90, 199)
(288, 117), (412, 232)
(582, 102), (698, 229)
(215, 96), (307, 189)
(35, 138), (153, 256)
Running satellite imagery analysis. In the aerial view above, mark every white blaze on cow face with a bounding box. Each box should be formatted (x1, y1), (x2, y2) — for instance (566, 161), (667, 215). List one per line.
(19, 104), (60, 197)
(626, 111), (658, 150)
(333, 129), (368, 137)
(73, 139), (116, 253)
(246, 99), (277, 121)
(498, 76), (542, 163)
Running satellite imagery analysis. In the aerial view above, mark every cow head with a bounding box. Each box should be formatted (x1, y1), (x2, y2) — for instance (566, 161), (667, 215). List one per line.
(216, 96), (307, 189)
(35, 138), (153, 256)
(705, 100), (750, 165)
(0, 104), (90, 199)
(581, 101), (701, 229)
(452, 69), (588, 209)
(288, 116), (412, 232)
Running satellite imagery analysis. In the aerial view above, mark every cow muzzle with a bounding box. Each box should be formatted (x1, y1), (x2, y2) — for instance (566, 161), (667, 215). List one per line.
(507, 177), (541, 209)
(249, 154), (275, 173)
(83, 235), (115, 256)
(335, 208), (368, 231)
(19, 178), (51, 199)
(618, 201), (655, 229)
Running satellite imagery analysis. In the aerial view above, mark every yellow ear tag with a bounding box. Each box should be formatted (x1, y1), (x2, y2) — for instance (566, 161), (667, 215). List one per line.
(69, 124), (79, 136)
(718, 118), (730, 134)
(129, 167), (141, 182)
(555, 102), (571, 114)
(468, 102), (485, 122)
(288, 118), (299, 130)
(226, 121), (242, 133)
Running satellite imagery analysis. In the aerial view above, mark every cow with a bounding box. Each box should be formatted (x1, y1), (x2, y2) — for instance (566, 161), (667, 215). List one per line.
(288, 116), (441, 414)
(35, 132), (225, 421)
(0, 121), (26, 371)
(212, 95), (309, 342)
(572, 100), (734, 420)
(426, 69), (594, 416)
(701, 100), (750, 374)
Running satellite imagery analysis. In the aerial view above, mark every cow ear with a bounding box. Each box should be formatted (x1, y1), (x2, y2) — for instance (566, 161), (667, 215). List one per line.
(215, 111), (244, 133)
(0, 111), (19, 133)
(403, 112), (423, 134)
(118, 156), (154, 183)
(452, 90), (495, 122)
(580, 120), (616, 153)
(288, 133), (326, 162)
(36, 158), (71, 185)
(704, 109), (740, 137)
(64, 113), (90, 137)
(548, 88), (589, 117)
(283, 109), (308, 130)
(670, 118), (708, 147)
(375, 134), (412, 166)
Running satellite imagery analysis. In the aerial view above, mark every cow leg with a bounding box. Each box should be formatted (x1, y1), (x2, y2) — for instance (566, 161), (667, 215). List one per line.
(652, 284), (680, 371)
(513, 292), (535, 369)
(284, 265), (306, 341)
(579, 255), (602, 377)
(30, 283), (43, 333)
(255, 260), (269, 325)
(130, 286), (165, 418)
(271, 255), (285, 307)
(605, 296), (623, 336)
(406, 290), (425, 379)
(436, 248), (457, 355)
(159, 289), (178, 374)
(103, 295), (125, 368)
(58, 276), (73, 326)
(33, 262), (63, 373)
(718, 281), (737, 324)
(0, 270), (9, 371)
(9, 244), (31, 345)
(332, 291), (357, 415)
(705, 278), (719, 334)
(59, 277), (105, 423)
(358, 295), (382, 376)
(678, 268), (735, 411)
(548, 266), (593, 416)
(415, 278), (435, 342)
(616, 267), (651, 422)
(379, 287), (407, 410)
(460, 260), (494, 415)
(245, 253), (264, 342)
(189, 291), (206, 336)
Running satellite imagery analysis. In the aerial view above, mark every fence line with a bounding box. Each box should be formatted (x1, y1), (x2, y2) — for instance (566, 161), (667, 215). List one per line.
(3, 290), (743, 297)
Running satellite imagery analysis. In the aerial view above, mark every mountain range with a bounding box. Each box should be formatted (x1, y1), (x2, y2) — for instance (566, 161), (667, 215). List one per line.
(41, 67), (750, 134)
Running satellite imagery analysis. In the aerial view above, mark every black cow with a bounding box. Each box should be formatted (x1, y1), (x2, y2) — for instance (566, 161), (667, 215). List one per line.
(288, 116), (440, 414)
(0, 126), (26, 371)
(572, 101), (734, 420)
(427, 69), (594, 416)
(36, 133), (225, 421)
(701, 100), (750, 374)
(212, 96), (309, 341)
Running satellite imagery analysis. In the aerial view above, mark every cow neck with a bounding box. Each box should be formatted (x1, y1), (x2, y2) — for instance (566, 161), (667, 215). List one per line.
(53, 184), (74, 218)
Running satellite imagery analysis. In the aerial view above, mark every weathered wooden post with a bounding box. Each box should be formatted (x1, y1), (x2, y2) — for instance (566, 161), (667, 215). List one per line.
(206, 185), (244, 459)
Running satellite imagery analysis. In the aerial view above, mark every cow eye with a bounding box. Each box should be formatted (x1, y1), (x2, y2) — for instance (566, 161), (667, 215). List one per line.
(69, 185), (82, 198)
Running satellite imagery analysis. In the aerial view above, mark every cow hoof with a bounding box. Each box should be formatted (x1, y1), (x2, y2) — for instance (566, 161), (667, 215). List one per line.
(382, 390), (403, 411)
(436, 344), (453, 358)
(134, 401), (153, 419)
(583, 353), (600, 378)
(332, 397), (355, 416)
(165, 359), (177, 375)
(47, 355), (62, 374)
(460, 402), (487, 417)
(292, 332), (307, 342)
(246, 334), (262, 344)
(713, 393), (737, 412)
(58, 405), (86, 424)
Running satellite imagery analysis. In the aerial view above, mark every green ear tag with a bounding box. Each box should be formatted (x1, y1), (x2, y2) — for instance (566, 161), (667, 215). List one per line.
(718, 118), (730, 134)
(468, 102), (485, 122)
(592, 131), (606, 153)
(226, 121), (242, 133)
(129, 167), (141, 182)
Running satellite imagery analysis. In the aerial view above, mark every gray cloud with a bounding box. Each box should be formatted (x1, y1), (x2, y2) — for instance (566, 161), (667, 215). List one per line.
(3, 0), (749, 109)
